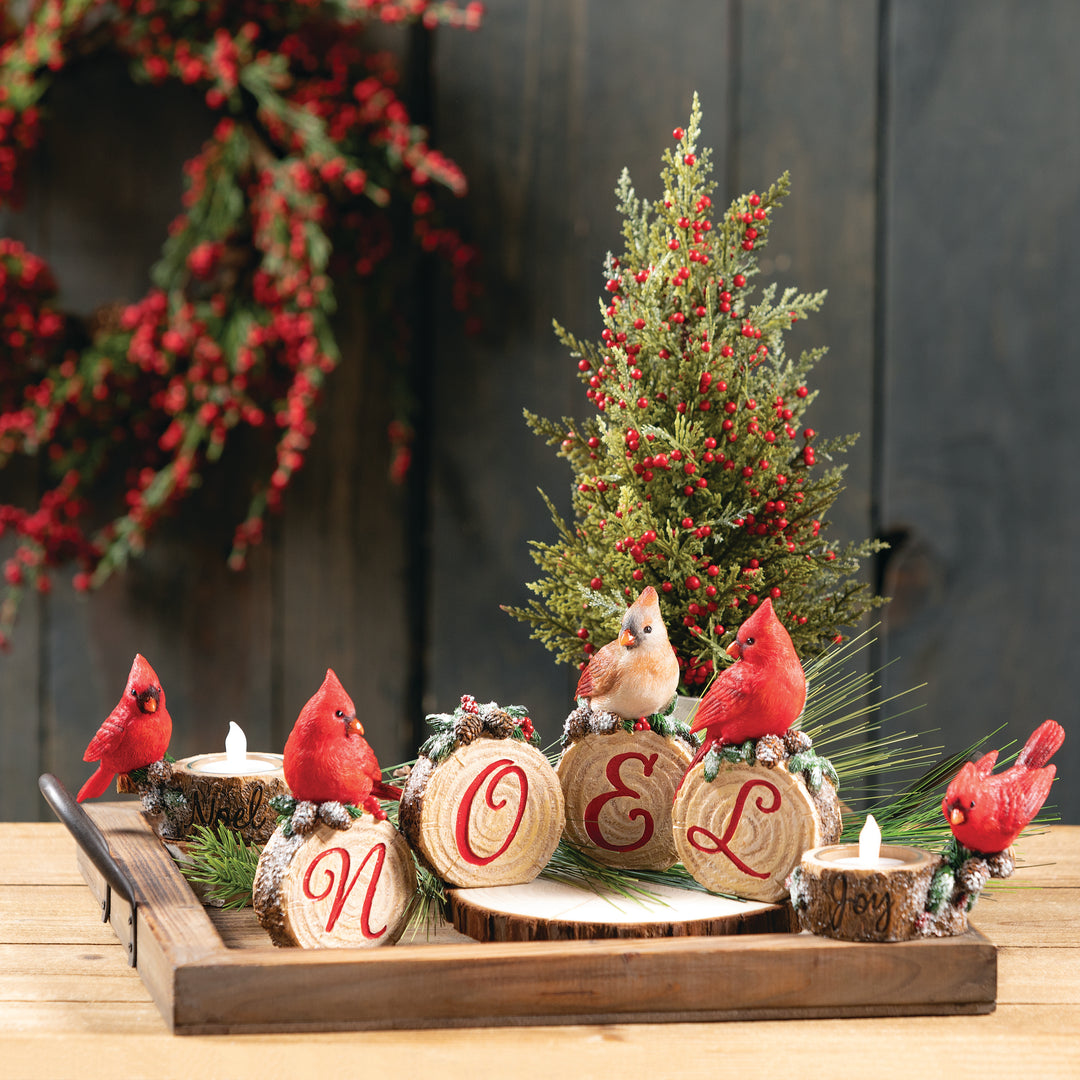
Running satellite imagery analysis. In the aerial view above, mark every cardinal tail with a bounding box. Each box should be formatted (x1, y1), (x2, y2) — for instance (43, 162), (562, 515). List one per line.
(372, 781), (402, 802)
(76, 764), (115, 803)
(1016, 720), (1065, 770)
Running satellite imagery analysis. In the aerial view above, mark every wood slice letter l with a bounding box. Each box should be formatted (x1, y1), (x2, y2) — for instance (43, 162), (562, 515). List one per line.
(672, 759), (839, 902)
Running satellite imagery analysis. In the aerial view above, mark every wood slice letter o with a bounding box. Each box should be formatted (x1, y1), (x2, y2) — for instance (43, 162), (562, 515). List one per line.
(253, 819), (416, 948)
(672, 760), (834, 902)
(556, 730), (693, 870)
(405, 739), (564, 887)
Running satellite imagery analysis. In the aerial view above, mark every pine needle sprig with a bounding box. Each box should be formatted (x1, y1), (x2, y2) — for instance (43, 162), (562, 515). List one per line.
(540, 839), (734, 903)
(179, 823), (261, 910)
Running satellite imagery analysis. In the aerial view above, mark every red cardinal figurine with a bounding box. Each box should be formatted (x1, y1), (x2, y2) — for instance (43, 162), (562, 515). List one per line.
(78, 654), (173, 802)
(575, 586), (679, 720)
(688, 598), (806, 763)
(284, 669), (401, 817)
(943, 719), (1064, 854)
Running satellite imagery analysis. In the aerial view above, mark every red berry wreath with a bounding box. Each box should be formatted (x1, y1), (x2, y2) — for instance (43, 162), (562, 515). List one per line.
(0, 0), (481, 647)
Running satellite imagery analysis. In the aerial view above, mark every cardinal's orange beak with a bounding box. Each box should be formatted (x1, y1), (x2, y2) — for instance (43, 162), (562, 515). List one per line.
(726, 640), (742, 660)
(346, 716), (365, 736)
(948, 806), (965, 826)
(144, 697), (157, 712)
(619, 629), (636, 647)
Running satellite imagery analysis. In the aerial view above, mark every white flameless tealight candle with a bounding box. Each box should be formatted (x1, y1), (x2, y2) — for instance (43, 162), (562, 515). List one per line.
(192, 722), (279, 775)
(832, 814), (907, 869)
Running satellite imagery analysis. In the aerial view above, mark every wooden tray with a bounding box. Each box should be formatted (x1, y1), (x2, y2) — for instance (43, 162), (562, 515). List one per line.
(71, 801), (996, 1034)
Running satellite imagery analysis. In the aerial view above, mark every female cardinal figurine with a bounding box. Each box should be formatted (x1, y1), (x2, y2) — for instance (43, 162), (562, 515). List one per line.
(688, 598), (806, 763)
(575, 586), (679, 720)
(78, 654), (172, 802)
(943, 719), (1064, 854)
(284, 669), (401, 819)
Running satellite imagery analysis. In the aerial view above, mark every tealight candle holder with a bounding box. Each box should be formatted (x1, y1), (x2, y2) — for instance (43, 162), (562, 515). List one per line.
(129, 722), (288, 845)
(789, 815), (942, 942)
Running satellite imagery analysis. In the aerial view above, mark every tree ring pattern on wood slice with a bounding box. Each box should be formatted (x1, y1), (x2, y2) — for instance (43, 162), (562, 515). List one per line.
(252, 818), (416, 948)
(556, 730), (693, 869)
(672, 759), (839, 903)
(447, 876), (794, 942)
(399, 737), (564, 887)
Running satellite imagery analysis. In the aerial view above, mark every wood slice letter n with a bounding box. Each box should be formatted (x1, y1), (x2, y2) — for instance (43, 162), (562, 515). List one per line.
(556, 729), (693, 870)
(399, 738), (565, 887)
(253, 819), (416, 948)
(672, 759), (840, 902)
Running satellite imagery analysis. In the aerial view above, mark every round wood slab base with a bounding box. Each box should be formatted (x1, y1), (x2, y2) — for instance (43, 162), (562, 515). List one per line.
(447, 877), (795, 941)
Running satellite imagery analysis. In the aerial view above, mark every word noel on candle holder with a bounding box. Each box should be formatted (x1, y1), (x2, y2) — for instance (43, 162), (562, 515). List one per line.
(122, 721), (289, 844)
(399, 696), (565, 887)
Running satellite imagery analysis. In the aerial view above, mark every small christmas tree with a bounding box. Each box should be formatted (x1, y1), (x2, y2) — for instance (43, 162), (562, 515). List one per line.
(507, 94), (885, 694)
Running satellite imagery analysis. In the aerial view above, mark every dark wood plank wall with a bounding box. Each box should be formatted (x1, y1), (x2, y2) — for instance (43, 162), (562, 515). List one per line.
(2, 0), (1076, 824)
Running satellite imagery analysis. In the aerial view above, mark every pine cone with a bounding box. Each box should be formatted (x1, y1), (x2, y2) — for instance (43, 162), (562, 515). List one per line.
(986, 849), (1015, 879)
(141, 787), (165, 816)
(454, 711), (484, 745)
(482, 708), (517, 738)
(590, 709), (622, 734)
(958, 857), (991, 895)
(755, 734), (785, 766)
(318, 801), (353, 831)
(147, 759), (173, 785)
(563, 703), (591, 742)
(783, 729), (812, 755)
(290, 800), (318, 836)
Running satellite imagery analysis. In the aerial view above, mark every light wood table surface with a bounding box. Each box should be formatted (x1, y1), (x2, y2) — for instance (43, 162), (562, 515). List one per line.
(2, 821), (1077, 1079)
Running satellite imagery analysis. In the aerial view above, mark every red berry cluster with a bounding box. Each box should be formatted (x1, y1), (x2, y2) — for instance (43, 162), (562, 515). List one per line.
(0, 1), (482, 648)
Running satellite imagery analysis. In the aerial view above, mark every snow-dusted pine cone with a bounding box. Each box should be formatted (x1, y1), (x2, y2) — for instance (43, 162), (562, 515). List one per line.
(483, 708), (517, 738)
(563, 703), (591, 742)
(755, 734), (785, 767)
(783, 729), (812, 755)
(454, 711), (484, 745)
(290, 800), (318, 835)
(958, 857), (991, 895)
(140, 786), (165, 815)
(146, 759), (173, 785)
(317, 801), (353, 830)
(986, 849), (1015, 879)
(590, 709), (623, 734)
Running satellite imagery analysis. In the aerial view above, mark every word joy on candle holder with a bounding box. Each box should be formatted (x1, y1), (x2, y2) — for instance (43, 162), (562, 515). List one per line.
(129, 722), (289, 845)
(789, 815), (941, 942)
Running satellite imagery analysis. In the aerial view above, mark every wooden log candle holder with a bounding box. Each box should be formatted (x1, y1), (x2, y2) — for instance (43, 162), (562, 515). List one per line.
(672, 739), (841, 903)
(789, 817), (942, 942)
(556, 726), (694, 870)
(399, 700), (564, 888)
(120, 723), (288, 844)
(253, 815), (417, 949)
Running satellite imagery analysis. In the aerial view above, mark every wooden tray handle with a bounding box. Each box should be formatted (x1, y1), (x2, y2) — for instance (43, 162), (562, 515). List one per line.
(38, 773), (139, 965)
